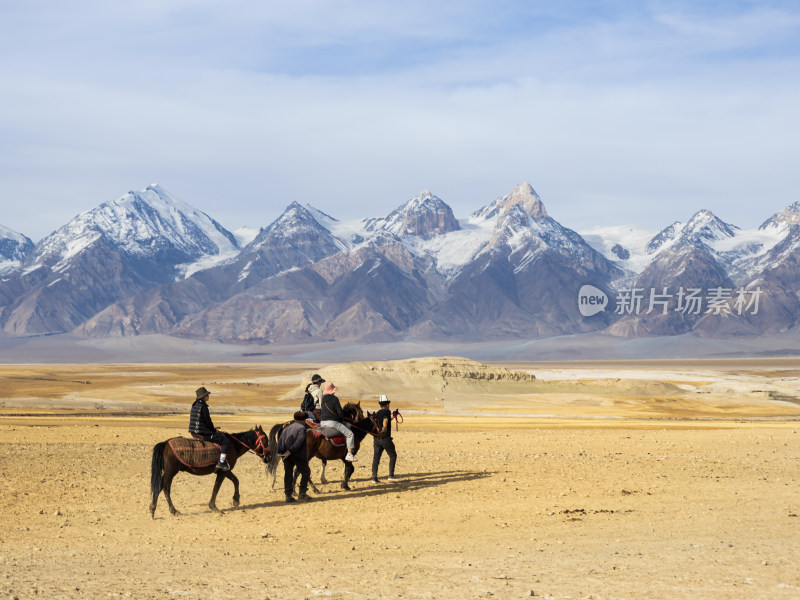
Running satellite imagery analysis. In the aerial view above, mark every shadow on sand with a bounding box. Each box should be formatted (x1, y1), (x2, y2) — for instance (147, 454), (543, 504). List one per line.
(237, 468), (494, 511)
(153, 470), (493, 517)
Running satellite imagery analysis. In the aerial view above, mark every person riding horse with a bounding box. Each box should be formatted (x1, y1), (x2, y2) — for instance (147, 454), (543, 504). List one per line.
(303, 373), (325, 422)
(189, 387), (230, 471)
(319, 381), (356, 462)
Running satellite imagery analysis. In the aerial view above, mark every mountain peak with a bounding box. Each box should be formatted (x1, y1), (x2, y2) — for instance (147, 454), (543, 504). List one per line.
(0, 225), (34, 263)
(366, 191), (461, 240)
(683, 209), (737, 241)
(759, 200), (800, 230)
(647, 210), (736, 255)
(32, 185), (239, 270)
(502, 182), (548, 219)
(247, 200), (338, 251)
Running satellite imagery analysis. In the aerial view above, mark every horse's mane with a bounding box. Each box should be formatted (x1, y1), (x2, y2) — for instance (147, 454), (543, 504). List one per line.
(350, 415), (374, 442)
(225, 428), (258, 447)
(343, 402), (362, 419)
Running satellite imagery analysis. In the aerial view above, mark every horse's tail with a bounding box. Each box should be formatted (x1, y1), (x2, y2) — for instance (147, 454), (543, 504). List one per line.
(266, 424), (282, 486)
(150, 441), (166, 502)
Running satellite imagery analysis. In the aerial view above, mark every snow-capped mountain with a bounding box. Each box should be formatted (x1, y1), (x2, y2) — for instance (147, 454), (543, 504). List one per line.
(32, 184), (239, 274)
(424, 183), (622, 338)
(363, 190), (461, 240)
(0, 225), (34, 268)
(0, 185), (240, 336)
(5, 182), (800, 342)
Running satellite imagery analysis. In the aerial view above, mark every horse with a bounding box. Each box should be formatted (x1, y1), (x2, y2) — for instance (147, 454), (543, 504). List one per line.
(149, 425), (270, 518)
(267, 402), (379, 492)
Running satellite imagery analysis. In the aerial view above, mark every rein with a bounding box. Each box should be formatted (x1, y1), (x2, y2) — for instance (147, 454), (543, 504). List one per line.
(392, 409), (403, 430)
(229, 429), (270, 459)
(347, 415), (380, 437)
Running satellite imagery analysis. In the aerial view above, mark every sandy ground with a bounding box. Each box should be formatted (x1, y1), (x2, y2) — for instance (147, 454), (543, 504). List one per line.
(1, 360), (799, 599)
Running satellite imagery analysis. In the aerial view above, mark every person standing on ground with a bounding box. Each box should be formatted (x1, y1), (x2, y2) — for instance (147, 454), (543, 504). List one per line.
(188, 387), (230, 471)
(372, 394), (398, 483)
(278, 411), (313, 502)
(319, 381), (356, 462)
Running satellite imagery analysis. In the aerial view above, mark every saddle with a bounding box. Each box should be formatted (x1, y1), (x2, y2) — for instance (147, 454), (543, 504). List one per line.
(305, 420), (347, 446)
(168, 437), (220, 468)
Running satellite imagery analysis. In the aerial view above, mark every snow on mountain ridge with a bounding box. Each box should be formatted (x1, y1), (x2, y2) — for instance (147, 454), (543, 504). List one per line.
(362, 190), (460, 240)
(0, 224), (34, 269)
(0, 224), (31, 244)
(32, 184), (239, 274)
(579, 224), (658, 274)
(759, 200), (800, 229)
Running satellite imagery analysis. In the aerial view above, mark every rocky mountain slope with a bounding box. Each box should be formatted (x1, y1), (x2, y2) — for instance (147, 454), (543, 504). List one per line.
(2, 182), (799, 342)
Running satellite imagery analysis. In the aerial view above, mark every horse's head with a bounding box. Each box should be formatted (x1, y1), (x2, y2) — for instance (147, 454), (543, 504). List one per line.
(343, 401), (364, 422)
(364, 410), (381, 436)
(254, 424), (272, 463)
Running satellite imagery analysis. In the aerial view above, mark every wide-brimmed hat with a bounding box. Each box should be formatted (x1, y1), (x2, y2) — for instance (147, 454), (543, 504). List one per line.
(196, 386), (210, 400)
(379, 394), (390, 405)
(311, 373), (325, 385)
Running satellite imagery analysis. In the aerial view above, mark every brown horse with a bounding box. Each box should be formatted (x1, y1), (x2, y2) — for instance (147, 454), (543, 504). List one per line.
(267, 403), (378, 491)
(149, 425), (270, 518)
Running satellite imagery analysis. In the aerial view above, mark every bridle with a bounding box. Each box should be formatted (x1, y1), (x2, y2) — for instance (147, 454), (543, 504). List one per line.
(230, 427), (270, 461)
(347, 412), (380, 437)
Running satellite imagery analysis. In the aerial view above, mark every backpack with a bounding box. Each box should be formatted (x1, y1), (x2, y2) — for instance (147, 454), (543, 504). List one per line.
(300, 391), (315, 412)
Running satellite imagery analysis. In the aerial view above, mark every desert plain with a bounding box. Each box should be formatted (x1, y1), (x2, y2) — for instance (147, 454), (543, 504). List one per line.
(0, 356), (799, 600)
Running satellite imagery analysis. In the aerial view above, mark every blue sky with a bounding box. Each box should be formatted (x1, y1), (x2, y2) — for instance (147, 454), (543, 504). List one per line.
(2, 0), (799, 241)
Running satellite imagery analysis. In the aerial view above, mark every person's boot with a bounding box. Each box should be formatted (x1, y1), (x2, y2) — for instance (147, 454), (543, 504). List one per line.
(285, 495), (296, 503)
(297, 492), (313, 501)
(371, 476), (380, 483)
(215, 460), (230, 472)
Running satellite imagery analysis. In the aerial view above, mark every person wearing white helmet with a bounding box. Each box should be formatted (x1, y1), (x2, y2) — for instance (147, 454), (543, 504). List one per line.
(371, 394), (398, 483)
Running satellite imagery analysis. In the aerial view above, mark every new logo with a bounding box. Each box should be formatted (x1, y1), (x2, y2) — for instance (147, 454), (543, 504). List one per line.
(578, 285), (608, 317)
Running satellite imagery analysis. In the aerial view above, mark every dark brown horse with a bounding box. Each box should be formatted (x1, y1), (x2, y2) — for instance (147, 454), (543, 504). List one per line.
(267, 402), (378, 491)
(149, 426), (270, 518)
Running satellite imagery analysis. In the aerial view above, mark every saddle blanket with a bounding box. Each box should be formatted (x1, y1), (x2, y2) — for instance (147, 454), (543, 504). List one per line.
(168, 437), (220, 468)
(306, 420), (346, 446)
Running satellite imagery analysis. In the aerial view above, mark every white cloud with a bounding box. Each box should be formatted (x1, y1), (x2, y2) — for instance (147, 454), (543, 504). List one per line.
(1, 1), (799, 240)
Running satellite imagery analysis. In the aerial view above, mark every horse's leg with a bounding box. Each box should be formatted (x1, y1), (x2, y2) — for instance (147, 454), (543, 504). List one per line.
(229, 471), (240, 509)
(320, 458), (329, 484)
(341, 459), (354, 491)
(208, 471), (226, 513)
(149, 486), (160, 519)
(306, 464), (320, 493)
(149, 442), (167, 519)
(163, 469), (181, 516)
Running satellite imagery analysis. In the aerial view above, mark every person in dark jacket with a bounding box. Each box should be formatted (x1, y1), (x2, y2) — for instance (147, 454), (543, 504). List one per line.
(278, 411), (313, 502)
(188, 387), (230, 471)
(371, 395), (399, 483)
(319, 381), (356, 462)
